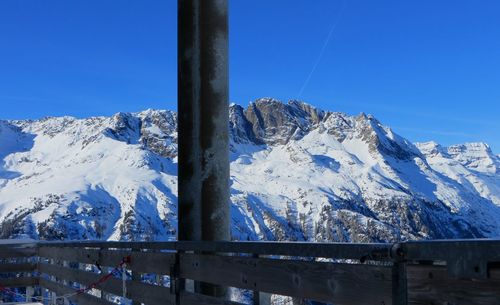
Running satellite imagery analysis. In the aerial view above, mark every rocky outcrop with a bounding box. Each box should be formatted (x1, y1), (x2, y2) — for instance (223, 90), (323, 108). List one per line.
(242, 98), (324, 145)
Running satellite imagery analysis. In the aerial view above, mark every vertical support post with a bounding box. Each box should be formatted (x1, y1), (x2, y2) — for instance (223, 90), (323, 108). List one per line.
(178, 0), (230, 242)
(50, 291), (57, 305)
(252, 254), (271, 305)
(50, 259), (58, 305)
(392, 262), (408, 305)
(101, 266), (109, 301)
(78, 262), (85, 291)
(131, 248), (140, 305)
(24, 255), (35, 303)
(255, 293), (272, 305)
(173, 251), (182, 305)
(62, 261), (69, 286)
(40, 288), (47, 305)
(35, 248), (45, 305)
(26, 286), (34, 302)
(391, 243), (407, 305)
(178, 0), (230, 298)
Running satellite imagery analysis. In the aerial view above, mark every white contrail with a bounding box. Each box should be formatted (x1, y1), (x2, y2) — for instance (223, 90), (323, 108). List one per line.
(297, 1), (346, 99)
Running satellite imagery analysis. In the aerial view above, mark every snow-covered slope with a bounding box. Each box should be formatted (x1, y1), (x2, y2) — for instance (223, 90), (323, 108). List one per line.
(1, 98), (499, 242)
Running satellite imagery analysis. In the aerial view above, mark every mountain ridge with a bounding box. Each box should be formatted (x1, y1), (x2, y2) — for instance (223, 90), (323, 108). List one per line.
(1, 98), (499, 242)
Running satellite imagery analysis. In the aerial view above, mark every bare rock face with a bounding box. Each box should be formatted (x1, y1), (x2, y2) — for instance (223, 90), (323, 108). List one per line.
(229, 104), (261, 145)
(0, 99), (499, 243)
(242, 98), (324, 145)
(352, 113), (417, 161)
(234, 99), (416, 161)
(139, 110), (178, 159)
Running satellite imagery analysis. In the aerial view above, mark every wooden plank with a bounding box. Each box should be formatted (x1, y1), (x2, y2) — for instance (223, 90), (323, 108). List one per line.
(403, 240), (500, 262)
(0, 240), (38, 248)
(407, 265), (500, 305)
(127, 280), (175, 305)
(0, 263), (36, 273)
(180, 291), (245, 305)
(39, 241), (392, 260)
(402, 240), (500, 278)
(39, 278), (114, 305)
(39, 262), (123, 295)
(38, 263), (175, 305)
(0, 277), (39, 288)
(179, 253), (392, 305)
(0, 247), (37, 259)
(38, 247), (175, 274)
(38, 241), (177, 250)
(176, 241), (392, 260)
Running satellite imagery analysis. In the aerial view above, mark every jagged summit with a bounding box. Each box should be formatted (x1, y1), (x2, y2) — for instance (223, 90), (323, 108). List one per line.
(230, 99), (419, 163)
(1, 99), (499, 242)
(239, 98), (324, 145)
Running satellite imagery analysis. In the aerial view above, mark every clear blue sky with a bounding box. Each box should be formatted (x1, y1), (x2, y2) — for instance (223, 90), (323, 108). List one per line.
(1, 1), (499, 152)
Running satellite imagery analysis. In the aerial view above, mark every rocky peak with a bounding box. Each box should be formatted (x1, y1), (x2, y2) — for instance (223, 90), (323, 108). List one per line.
(449, 142), (492, 154)
(415, 141), (448, 158)
(106, 112), (142, 144)
(448, 142), (499, 174)
(242, 98), (324, 145)
(321, 112), (353, 142)
(137, 109), (177, 136)
(352, 113), (417, 161)
(137, 109), (177, 158)
(30, 116), (77, 137)
(231, 99), (419, 161)
(287, 100), (325, 124)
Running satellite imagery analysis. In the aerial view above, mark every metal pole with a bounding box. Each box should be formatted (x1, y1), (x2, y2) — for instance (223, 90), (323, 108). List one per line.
(178, 0), (230, 297)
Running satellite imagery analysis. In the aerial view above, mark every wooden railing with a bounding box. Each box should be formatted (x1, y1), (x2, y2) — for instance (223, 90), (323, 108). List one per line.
(0, 239), (500, 305)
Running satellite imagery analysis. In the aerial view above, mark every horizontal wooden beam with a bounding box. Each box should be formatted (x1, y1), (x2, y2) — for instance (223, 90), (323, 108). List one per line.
(38, 247), (175, 274)
(38, 262), (175, 305)
(179, 253), (392, 305)
(38, 241), (393, 260)
(407, 264), (500, 305)
(0, 277), (38, 288)
(39, 278), (115, 305)
(0, 262), (36, 273)
(38, 241), (178, 250)
(401, 240), (500, 278)
(0, 247), (37, 259)
(0, 241), (38, 248)
(176, 241), (392, 260)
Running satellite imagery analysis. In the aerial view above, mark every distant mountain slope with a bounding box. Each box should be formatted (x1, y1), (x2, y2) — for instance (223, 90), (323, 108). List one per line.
(1, 98), (499, 242)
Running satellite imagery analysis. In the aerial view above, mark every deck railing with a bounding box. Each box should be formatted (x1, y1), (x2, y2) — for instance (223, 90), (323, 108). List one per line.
(0, 239), (499, 305)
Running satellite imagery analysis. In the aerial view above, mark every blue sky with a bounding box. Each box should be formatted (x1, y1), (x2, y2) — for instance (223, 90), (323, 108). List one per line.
(0, 1), (499, 153)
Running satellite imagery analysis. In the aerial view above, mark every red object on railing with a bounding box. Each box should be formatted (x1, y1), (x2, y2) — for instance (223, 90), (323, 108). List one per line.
(75, 255), (131, 295)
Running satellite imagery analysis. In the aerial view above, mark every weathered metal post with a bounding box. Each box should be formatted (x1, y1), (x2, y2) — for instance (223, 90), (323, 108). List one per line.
(178, 0), (230, 298)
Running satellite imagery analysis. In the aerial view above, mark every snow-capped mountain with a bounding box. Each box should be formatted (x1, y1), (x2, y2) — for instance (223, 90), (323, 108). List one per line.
(1, 98), (499, 242)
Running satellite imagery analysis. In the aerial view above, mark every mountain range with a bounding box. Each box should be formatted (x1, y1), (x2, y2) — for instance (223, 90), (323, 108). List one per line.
(1, 98), (499, 242)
